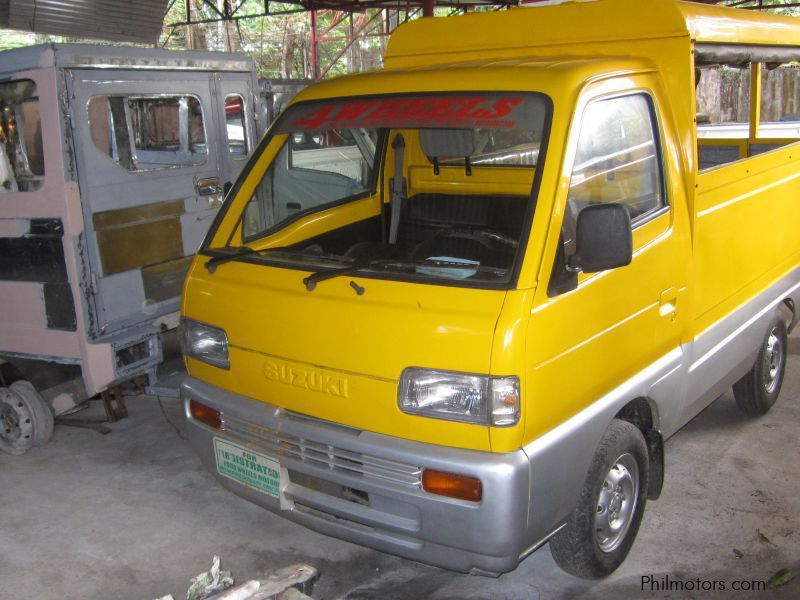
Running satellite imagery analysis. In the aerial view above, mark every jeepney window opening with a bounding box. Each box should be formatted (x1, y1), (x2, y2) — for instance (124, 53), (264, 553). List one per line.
(696, 61), (800, 172)
(0, 79), (44, 193)
(225, 92), (549, 288)
(88, 94), (208, 171)
(225, 94), (248, 156)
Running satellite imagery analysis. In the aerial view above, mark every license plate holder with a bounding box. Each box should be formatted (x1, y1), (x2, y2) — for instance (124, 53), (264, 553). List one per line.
(213, 437), (281, 498)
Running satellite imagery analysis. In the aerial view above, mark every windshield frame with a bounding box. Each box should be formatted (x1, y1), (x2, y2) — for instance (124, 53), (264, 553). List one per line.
(200, 90), (554, 290)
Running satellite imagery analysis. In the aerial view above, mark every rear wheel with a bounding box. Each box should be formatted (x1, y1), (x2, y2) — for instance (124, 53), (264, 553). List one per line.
(550, 419), (649, 579)
(733, 316), (787, 416)
(0, 381), (54, 455)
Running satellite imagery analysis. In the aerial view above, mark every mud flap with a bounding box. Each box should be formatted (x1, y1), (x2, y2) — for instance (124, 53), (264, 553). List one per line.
(644, 428), (664, 500)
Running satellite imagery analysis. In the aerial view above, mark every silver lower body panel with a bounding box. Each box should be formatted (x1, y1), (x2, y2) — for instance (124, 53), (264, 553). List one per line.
(182, 377), (533, 575)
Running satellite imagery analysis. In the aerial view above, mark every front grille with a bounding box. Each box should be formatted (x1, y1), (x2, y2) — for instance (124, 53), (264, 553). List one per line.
(222, 413), (422, 488)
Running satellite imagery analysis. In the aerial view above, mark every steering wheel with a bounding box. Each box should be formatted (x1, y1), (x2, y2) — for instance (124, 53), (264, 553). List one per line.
(412, 228), (518, 266)
(432, 228), (494, 249)
(432, 228), (519, 248)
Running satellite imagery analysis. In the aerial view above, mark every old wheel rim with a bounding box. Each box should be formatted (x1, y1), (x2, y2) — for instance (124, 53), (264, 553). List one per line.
(595, 453), (639, 553)
(762, 328), (783, 395)
(0, 388), (33, 447)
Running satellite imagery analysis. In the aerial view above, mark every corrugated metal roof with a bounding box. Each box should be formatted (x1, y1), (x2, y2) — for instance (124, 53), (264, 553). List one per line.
(2, 0), (169, 44)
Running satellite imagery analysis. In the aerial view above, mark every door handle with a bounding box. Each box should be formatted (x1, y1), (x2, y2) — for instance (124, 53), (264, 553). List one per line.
(659, 286), (678, 319)
(196, 176), (222, 196)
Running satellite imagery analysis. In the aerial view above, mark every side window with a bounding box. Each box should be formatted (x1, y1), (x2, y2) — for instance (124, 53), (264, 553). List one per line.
(696, 64), (751, 170)
(225, 94), (248, 155)
(757, 63), (800, 149)
(0, 79), (44, 193)
(696, 62), (800, 170)
(567, 94), (665, 227)
(88, 94), (207, 171)
(242, 127), (376, 240)
(550, 93), (666, 297)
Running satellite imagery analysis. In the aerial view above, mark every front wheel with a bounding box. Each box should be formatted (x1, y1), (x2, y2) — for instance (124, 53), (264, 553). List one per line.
(549, 419), (649, 579)
(733, 315), (788, 416)
(0, 381), (54, 455)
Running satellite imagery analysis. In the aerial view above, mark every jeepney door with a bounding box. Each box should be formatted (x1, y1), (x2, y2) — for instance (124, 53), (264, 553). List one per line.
(65, 69), (229, 339)
(210, 71), (259, 194)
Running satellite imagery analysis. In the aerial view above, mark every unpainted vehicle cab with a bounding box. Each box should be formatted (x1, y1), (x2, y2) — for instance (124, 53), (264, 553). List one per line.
(0, 44), (259, 455)
(181, 0), (800, 577)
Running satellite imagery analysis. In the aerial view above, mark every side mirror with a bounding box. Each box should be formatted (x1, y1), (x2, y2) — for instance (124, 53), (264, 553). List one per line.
(569, 203), (632, 274)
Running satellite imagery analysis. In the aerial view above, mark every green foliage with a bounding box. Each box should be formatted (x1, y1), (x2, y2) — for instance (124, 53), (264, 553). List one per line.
(721, 0), (800, 15)
(767, 567), (794, 589)
(0, 30), (36, 51)
(160, 1), (400, 79)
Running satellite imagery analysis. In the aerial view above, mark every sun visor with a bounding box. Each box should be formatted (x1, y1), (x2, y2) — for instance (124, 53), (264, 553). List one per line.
(419, 128), (475, 159)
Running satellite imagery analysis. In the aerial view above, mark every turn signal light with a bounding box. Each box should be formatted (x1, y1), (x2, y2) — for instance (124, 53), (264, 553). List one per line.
(190, 399), (222, 429)
(422, 469), (482, 502)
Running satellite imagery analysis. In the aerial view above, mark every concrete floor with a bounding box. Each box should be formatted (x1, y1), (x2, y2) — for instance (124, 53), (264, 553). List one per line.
(2, 348), (800, 600)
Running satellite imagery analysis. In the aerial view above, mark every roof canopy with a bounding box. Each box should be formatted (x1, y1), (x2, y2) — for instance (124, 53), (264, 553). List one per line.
(384, 0), (800, 69)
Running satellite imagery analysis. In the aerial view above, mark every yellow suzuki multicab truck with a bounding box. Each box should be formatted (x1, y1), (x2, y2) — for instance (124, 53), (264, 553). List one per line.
(181, 0), (800, 578)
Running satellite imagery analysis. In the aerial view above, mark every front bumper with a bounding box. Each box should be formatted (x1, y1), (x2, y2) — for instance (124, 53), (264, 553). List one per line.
(182, 376), (533, 575)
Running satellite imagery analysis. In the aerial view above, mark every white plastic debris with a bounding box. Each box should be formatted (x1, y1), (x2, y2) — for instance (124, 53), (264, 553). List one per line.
(154, 558), (316, 600)
(186, 555), (234, 600)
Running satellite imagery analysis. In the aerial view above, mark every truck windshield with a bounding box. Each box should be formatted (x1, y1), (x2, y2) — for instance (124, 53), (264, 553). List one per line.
(216, 92), (549, 287)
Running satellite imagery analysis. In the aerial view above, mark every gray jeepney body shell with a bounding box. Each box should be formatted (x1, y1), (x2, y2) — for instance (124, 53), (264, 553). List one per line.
(0, 44), (260, 411)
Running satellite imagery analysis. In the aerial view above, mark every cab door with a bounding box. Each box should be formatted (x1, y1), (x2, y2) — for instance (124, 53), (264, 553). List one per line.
(66, 68), (226, 337)
(525, 75), (691, 444)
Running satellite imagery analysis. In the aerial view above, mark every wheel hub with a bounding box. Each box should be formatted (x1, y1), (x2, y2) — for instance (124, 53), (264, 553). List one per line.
(595, 453), (639, 553)
(0, 387), (33, 446)
(762, 328), (783, 394)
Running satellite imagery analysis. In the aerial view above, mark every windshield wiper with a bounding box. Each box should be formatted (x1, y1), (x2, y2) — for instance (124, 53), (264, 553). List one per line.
(204, 246), (289, 273)
(303, 258), (508, 290)
(303, 259), (398, 291)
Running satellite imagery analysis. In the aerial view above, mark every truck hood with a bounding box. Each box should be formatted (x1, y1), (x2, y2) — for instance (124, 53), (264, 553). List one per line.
(183, 260), (507, 450)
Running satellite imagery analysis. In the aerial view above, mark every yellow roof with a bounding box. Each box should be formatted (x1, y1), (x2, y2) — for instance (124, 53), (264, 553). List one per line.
(384, 0), (800, 69)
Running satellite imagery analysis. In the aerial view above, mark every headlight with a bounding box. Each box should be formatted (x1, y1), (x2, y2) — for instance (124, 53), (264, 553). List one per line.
(182, 318), (230, 369)
(398, 368), (519, 426)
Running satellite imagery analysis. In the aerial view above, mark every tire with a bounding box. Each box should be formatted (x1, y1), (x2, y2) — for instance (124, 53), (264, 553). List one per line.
(733, 315), (788, 416)
(0, 386), (35, 455)
(549, 419), (649, 579)
(0, 381), (54, 455)
(10, 380), (54, 445)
